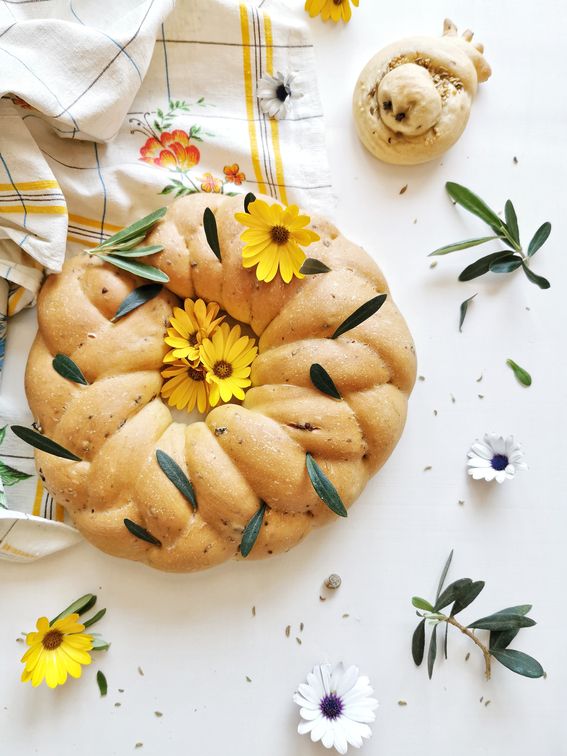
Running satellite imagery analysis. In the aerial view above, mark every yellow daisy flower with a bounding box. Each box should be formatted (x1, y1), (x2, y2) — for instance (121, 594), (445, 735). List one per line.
(20, 613), (93, 689)
(164, 298), (225, 364)
(235, 199), (320, 284)
(161, 359), (210, 413)
(200, 322), (258, 407)
(305, 0), (359, 23)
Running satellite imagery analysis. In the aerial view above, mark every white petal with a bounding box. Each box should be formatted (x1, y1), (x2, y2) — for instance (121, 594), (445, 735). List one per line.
(300, 706), (322, 721)
(306, 671), (324, 700)
(343, 705), (377, 723)
(336, 665), (359, 697)
(321, 729), (335, 749)
(471, 442), (493, 459)
(467, 456), (492, 468)
(311, 717), (330, 743)
(319, 664), (332, 696)
(333, 725), (348, 755)
(299, 717), (319, 735)
(297, 683), (320, 705)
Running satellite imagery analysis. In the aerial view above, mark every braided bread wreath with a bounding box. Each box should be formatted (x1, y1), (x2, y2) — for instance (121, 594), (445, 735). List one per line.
(25, 194), (416, 572)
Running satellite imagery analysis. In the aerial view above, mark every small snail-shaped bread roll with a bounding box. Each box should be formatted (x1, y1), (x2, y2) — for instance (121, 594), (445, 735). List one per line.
(353, 20), (491, 165)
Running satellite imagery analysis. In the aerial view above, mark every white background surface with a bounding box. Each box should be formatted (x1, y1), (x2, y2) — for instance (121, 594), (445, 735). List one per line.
(2, 1), (567, 754)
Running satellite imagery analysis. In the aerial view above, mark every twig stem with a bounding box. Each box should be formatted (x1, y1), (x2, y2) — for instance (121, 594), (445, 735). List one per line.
(445, 615), (492, 679)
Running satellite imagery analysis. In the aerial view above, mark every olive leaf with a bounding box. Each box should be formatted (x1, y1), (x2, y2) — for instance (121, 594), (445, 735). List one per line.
(451, 580), (485, 615)
(429, 236), (499, 257)
(83, 608), (107, 628)
(305, 452), (347, 518)
(310, 363), (341, 400)
(124, 518), (162, 547)
(107, 245), (163, 258)
(459, 293), (477, 332)
(412, 619), (426, 666)
(434, 578), (473, 612)
(155, 450), (197, 511)
(240, 501), (266, 558)
(203, 207), (221, 261)
(446, 182), (509, 239)
(522, 263), (550, 289)
(96, 254), (170, 283)
(91, 207), (167, 251)
(489, 628), (520, 651)
(412, 596), (434, 612)
(300, 258), (331, 275)
(527, 222), (551, 256)
(490, 649), (544, 678)
(96, 671), (108, 697)
(489, 254), (523, 273)
(468, 613), (536, 631)
(244, 192), (256, 213)
(331, 294), (387, 339)
(436, 549), (453, 601)
(504, 200), (520, 245)
(91, 635), (111, 651)
(506, 359), (532, 387)
(51, 594), (97, 623)
(52, 354), (89, 385)
(11, 426), (82, 462)
(111, 284), (163, 322)
(427, 625), (438, 679)
(458, 251), (513, 281)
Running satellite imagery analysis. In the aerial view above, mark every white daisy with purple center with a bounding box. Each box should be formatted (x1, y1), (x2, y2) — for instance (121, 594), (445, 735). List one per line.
(257, 71), (303, 119)
(293, 663), (378, 754)
(467, 433), (527, 483)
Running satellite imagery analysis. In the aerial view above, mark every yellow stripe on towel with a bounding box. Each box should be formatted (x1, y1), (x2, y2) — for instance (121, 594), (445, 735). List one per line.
(32, 479), (44, 517)
(0, 205), (67, 215)
(263, 13), (288, 205)
(0, 180), (60, 192)
(239, 3), (267, 194)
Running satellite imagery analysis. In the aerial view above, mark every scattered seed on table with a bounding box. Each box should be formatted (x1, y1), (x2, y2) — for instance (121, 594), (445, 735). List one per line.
(429, 261), (437, 268)
(285, 625), (291, 638)
(319, 595), (327, 602)
(154, 711), (163, 718)
(342, 613), (350, 619)
(245, 676), (252, 683)
(398, 700), (407, 706)
(399, 184), (408, 195)
(423, 466), (432, 472)
(484, 700), (491, 707)
(300, 622), (304, 632)
(251, 606), (256, 617)
(296, 637), (302, 645)
(465, 653), (470, 661)
(137, 667), (144, 677)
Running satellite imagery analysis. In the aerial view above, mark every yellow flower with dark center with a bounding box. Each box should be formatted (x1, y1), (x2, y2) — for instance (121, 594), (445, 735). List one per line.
(20, 614), (93, 688)
(164, 298), (225, 364)
(235, 199), (320, 284)
(305, 0), (359, 23)
(161, 359), (210, 413)
(200, 323), (258, 406)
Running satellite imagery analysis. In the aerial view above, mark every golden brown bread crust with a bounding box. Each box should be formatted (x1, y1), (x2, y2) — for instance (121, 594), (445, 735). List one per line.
(25, 193), (416, 572)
